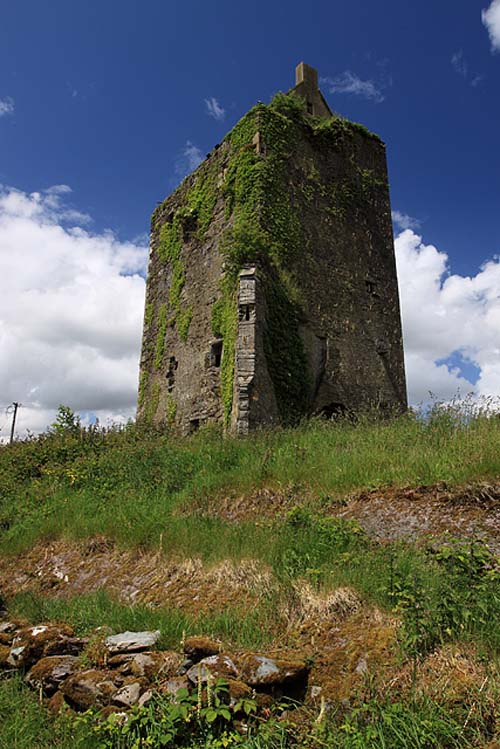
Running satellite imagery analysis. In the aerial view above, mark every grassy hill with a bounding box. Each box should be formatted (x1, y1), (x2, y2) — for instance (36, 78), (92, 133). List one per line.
(1, 405), (499, 747)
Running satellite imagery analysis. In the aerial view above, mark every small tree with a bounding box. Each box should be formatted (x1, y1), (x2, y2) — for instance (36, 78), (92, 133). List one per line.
(50, 405), (81, 436)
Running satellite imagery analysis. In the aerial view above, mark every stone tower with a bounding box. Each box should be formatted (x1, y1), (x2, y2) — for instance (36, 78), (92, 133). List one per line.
(138, 63), (407, 434)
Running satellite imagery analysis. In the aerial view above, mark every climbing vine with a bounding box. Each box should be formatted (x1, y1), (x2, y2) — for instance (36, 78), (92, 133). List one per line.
(154, 304), (168, 370)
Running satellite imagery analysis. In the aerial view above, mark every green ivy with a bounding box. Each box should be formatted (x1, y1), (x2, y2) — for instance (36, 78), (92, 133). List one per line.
(154, 304), (168, 370)
(166, 395), (177, 426)
(144, 381), (160, 424)
(211, 278), (237, 426)
(137, 370), (149, 409)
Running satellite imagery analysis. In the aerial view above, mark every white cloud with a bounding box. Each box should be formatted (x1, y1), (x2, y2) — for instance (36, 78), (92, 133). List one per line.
(205, 97), (226, 121)
(321, 72), (386, 103)
(2, 180), (499, 437)
(395, 229), (500, 404)
(0, 185), (147, 441)
(392, 210), (421, 231)
(0, 97), (14, 117)
(482, 0), (500, 51)
(451, 50), (468, 77)
(451, 50), (484, 86)
(175, 141), (204, 180)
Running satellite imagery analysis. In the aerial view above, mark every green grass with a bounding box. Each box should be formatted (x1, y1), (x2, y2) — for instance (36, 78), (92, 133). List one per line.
(1, 405), (500, 747)
(1, 404), (500, 557)
(7, 589), (278, 651)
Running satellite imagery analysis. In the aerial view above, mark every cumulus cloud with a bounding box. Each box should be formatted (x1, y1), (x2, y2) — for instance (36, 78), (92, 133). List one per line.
(205, 97), (225, 121)
(0, 97), (14, 117)
(0, 185), (147, 440)
(2, 180), (499, 438)
(321, 72), (386, 103)
(395, 228), (500, 404)
(482, 0), (500, 51)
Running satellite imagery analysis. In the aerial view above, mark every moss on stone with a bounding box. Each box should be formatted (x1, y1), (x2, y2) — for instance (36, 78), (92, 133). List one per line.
(154, 304), (168, 370)
(166, 395), (177, 426)
(144, 302), (154, 328)
(137, 370), (149, 410)
(211, 278), (237, 426)
(144, 381), (161, 424)
(177, 306), (193, 342)
(215, 100), (311, 423)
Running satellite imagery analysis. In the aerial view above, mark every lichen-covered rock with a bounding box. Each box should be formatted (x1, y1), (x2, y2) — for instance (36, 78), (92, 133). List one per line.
(107, 653), (135, 669)
(0, 644), (10, 668)
(183, 637), (222, 662)
(25, 655), (79, 695)
(238, 654), (309, 686)
(61, 669), (119, 710)
(159, 675), (190, 698)
(129, 651), (183, 680)
(0, 622), (18, 634)
(113, 681), (143, 707)
(47, 690), (68, 715)
(187, 654), (238, 684)
(7, 625), (83, 669)
(226, 678), (253, 707)
(105, 630), (161, 654)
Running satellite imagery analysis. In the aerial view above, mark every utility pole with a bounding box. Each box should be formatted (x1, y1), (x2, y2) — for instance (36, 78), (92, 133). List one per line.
(8, 402), (20, 444)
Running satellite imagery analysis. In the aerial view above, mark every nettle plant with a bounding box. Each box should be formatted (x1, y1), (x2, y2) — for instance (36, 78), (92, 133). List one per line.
(73, 677), (259, 749)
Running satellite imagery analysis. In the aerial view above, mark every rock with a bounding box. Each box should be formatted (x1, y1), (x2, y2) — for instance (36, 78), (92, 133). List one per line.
(187, 654), (239, 685)
(238, 654), (310, 687)
(25, 655), (79, 695)
(61, 669), (118, 710)
(226, 679), (253, 708)
(7, 625), (83, 669)
(355, 657), (368, 675)
(47, 691), (68, 716)
(130, 651), (183, 680)
(138, 689), (153, 707)
(309, 685), (322, 700)
(113, 681), (142, 707)
(0, 622), (18, 635)
(0, 644), (11, 668)
(105, 630), (161, 654)
(178, 658), (193, 675)
(159, 676), (190, 698)
(183, 637), (222, 662)
(107, 653), (136, 668)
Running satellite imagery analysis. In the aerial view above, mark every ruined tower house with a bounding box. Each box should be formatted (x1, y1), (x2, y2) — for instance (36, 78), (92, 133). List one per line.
(138, 63), (407, 434)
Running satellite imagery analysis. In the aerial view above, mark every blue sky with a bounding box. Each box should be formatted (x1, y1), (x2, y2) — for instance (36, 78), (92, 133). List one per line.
(1, 0), (499, 435)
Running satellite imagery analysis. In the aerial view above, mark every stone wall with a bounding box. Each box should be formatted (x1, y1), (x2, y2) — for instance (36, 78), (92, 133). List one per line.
(138, 91), (407, 434)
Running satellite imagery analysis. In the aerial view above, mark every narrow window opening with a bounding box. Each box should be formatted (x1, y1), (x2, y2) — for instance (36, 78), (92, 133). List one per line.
(306, 101), (313, 114)
(210, 340), (223, 368)
(189, 418), (200, 434)
(366, 280), (379, 297)
(239, 304), (251, 322)
(167, 356), (178, 393)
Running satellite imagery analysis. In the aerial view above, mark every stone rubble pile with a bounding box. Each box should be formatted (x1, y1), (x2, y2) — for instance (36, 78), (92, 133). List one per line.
(0, 622), (311, 715)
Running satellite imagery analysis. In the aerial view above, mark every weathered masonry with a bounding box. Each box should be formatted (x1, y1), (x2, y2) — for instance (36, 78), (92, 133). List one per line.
(138, 62), (407, 434)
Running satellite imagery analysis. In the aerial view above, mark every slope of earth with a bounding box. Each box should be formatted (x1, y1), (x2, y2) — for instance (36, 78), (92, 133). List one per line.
(197, 482), (500, 552)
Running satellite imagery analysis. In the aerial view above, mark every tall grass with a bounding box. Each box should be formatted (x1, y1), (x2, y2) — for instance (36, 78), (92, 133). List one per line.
(1, 403), (500, 556)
